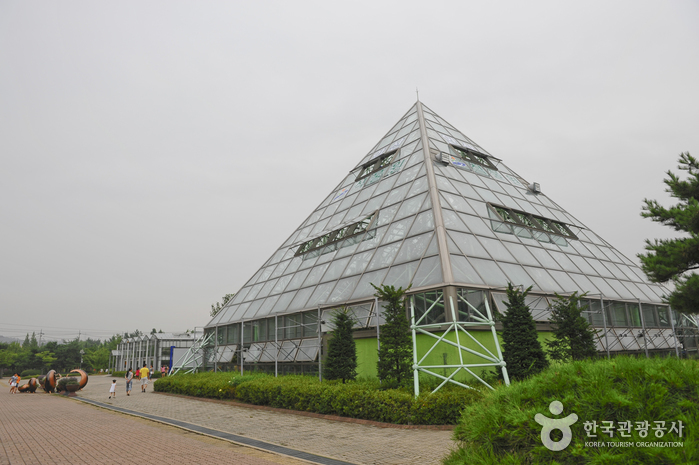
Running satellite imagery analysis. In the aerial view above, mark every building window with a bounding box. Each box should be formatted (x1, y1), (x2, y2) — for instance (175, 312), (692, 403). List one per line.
(489, 204), (576, 240)
(450, 146), (498, 171)
(356, 150), (398, 181)
(296, 211), (378, 256)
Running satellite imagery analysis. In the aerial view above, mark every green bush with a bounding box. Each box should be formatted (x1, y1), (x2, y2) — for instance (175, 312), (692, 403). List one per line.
(446, 356), (698, 464)
(20, 369), (42, 377)
(155, 372), (481, 425)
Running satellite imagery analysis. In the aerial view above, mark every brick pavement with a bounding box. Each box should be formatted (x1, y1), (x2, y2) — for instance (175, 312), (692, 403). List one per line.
(0, 379), (310, 465)
(80, 375), (456, 465)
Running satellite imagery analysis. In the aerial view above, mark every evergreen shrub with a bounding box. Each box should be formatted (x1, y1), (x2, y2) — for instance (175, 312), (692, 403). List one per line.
(446, 356), (698, 464)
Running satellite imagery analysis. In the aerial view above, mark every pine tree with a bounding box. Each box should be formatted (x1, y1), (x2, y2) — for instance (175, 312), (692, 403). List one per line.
(640, 152), (699, 315)
(324, 308), (357, 383)
(500, 283), (549, 380)
(372, 284), (413, 385)
(545, 292), (598, 363)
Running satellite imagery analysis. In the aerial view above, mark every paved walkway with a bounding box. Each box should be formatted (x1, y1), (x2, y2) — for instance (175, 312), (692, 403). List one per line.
(0, 379), (308, 465)
(2, 375), (456, 465)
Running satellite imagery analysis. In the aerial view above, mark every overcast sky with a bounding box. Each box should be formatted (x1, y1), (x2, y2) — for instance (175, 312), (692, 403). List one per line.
(1, 1), (697, 342)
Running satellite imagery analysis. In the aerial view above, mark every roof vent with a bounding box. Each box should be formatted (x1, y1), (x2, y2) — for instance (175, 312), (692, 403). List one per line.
(529, 182), (541, 194)
(439, 153), (451, 165)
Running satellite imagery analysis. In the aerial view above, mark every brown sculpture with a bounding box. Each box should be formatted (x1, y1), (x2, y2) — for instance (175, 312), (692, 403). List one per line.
(68, 369), (89, 390)
(42, 370), (59, 393)
(17, 378), (39, 393)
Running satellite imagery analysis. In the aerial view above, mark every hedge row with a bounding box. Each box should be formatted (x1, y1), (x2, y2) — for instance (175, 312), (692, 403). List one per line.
(154, 373), (481, 425)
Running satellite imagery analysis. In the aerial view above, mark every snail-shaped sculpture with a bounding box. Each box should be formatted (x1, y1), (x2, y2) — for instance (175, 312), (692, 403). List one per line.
(17, 378), (39, 393)
(68, 369), (88, 390)
(42, 370), (60, 393)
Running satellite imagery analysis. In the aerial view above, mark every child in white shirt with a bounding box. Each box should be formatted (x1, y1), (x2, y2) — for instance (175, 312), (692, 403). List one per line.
(109, 379), (116, 399)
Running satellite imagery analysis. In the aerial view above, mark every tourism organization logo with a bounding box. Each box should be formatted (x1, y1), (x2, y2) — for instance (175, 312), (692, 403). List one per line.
(535, 401), (578, 451)
(534, 401), (685, 451)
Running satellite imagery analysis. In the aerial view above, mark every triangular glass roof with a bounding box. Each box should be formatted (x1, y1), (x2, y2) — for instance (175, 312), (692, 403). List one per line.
(208, 102), (666, 327)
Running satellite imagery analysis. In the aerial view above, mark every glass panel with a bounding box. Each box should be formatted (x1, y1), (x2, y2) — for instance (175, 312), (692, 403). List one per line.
(440, 192), (477, 215)
(588, 276), (619, 299)
(245, 282), (265, 302)
(286, 268), (312, 291)
(442, 209), (468, 232)
(319, 256), (350, 283)
(394, 193), (427, 220)
(302, 263), (331, 288)
(382, 217), (414, 244)
(257, 279), (278, 300)
(343, 250), (375, 277)
(367, 242), (401, 271)
(451, 255), (485, 285)
(436, 176), (458, 194)
(383, 261), (420, 288)
(257, 295), (280, 318)
(274, 291), (296, 314)
(407, 176), (428, 197)
(306, 282), (334, 307)
(587, 299), (605, 326)
(351, 269), (388, 300)
(226, 323), (240, 344)
(610, 302), (628, 327)
(384, 183), (411, 207)
(412, 256), (443, 287)
(394, 232), (432, 264)
(413, 291), (446, 325)
(287, 287), (314, 312)
(477, 237), (516, 263)
(547, 251), (581, 273)
(566, 255), (596, 275)
(408, 210), (435, 236)
(642, 303), (659, 327)
(547, 270), (580, 294)
(449, 231), (490, 258)
(628, 303), (642, 328)
(303, 311), (319, 338)
(526, 247), (562, 270)
(328, 275), (361, 303)
(457, 288), (486, 322)
(458, 213), (496, 238)
(657, 306), (671, 327)
(607, 279), (636, 300)
(499, 263), (536, 289)
(523, 266), (562, 292)
(244, 299), (265, 319)
(501, 242), (540, 266)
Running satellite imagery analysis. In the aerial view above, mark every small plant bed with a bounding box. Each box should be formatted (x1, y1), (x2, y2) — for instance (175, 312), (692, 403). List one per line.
(154, 372), (482, 425)
(446, 356), (698, 464)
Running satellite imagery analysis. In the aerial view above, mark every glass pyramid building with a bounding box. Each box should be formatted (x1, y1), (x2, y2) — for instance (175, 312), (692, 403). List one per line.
(205, 101), (698, 377)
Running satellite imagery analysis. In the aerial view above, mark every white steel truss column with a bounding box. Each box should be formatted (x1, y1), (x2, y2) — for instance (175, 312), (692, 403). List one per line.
(170, 332), (215, 375)
(410, 291), (509, 397)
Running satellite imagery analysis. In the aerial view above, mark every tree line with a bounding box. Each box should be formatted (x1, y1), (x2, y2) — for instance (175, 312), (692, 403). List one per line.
(0, 328), (162, 376)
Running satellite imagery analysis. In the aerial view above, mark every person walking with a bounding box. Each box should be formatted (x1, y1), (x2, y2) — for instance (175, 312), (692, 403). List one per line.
(9, 373), (19, 394)
(140, 363), (150, 393)
(109, 379), (117, 399)
(161, 365), (168, 377)
(125, 368), (133, 396)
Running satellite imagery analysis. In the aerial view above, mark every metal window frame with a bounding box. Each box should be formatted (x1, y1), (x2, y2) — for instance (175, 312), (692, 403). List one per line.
(295, 211), (379, 256)
(355, 150), (400, 182)
(488, 203), (577, 240)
